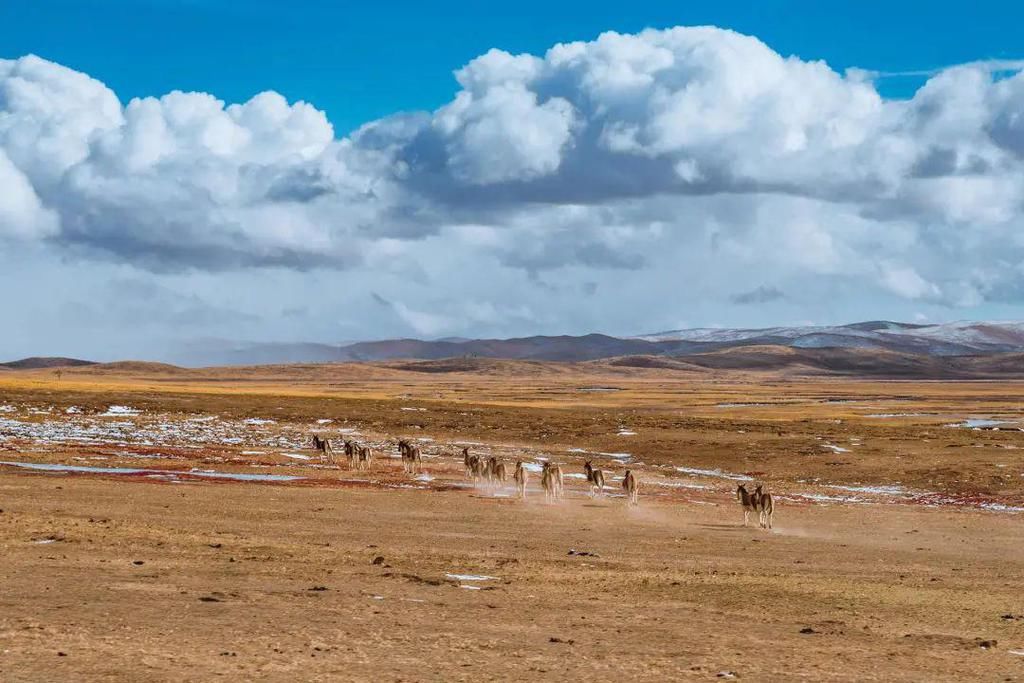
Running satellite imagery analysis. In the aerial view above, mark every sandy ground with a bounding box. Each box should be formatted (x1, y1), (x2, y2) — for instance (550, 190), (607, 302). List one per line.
(1, 367), (1024, 680)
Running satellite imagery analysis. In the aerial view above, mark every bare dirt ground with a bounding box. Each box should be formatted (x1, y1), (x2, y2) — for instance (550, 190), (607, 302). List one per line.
(1, 364), (1024, 681)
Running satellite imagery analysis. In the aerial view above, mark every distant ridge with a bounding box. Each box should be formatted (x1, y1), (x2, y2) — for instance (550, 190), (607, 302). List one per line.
(0, 357), (96, 370)
(163, 320), (1024, 368)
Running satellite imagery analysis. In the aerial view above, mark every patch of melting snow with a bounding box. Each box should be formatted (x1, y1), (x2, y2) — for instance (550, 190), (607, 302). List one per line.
(821, 444), (851, 453)
(446, 574), (498, 582)
(617, 430), (637, 436)
(244, 418), (275, 425)
(564, 473), (588, 480)
(653, 480), (712, 490)
(33, 538), (57, 544)
(0, 405), (16, 413)
(241, 451), (265, 455)
(281, 453), (312, 460)
(979, 503), (1024, 513)
(522, 462), (543, 472)
(65, 406), (81, 414)
(316, 419), (333, 424)
(599, 452), (632, 460)
(1009, 649), (1024, 656)
(675, 466), (753, 482)
(416, 473), (435, 482)
(865, 413), (928, 418)
(828, 484), (907, 496)
(401, 407), (426, 412)
(101, 406), (141, 416)
(459, 585), (482, 590)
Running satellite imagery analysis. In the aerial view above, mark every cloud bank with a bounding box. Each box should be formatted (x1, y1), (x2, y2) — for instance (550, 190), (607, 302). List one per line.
(3, 26), (1024, 357)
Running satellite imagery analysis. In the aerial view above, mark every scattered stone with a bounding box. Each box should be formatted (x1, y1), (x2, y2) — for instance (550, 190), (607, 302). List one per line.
(567, 549), (599, 557)
(309, 586), (328, 592)
(132, 560), (144, 566)
(198, 596), (221, 603)
(977, 639), (997, 649)
(799, 627), (818, 634)
(372, 556), (385, 565)
(208, 543), (222, 549)
(549, 637), (575, 645)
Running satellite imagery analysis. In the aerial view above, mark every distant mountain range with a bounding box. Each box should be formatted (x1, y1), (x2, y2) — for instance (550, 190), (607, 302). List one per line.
(160, 320), (1024, 368)
(6, 321), (1024, 379)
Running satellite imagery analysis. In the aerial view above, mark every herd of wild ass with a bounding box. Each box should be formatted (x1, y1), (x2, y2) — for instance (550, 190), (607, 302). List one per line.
(311, 433), (774, 529)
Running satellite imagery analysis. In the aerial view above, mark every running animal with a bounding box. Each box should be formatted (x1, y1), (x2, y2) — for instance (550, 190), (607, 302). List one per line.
(541, 462), (564, 503)
(489, 458), (507, 489)
(470, 455), (488, 483)
(754, 484), (775, 530)
(622, 470), (639, 506)
(736, 484), (756, 527)
(583, 460), (606, 496)
(356, 444), (372, 470)
(513, 460), (528, 499)
(311, 434), (335, 465)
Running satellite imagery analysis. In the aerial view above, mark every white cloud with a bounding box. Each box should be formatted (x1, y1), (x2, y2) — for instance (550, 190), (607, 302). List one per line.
(3, 25), (1024, 356)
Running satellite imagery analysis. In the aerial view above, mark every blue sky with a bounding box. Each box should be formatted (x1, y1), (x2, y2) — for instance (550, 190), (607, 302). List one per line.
(4, 0), (1023, 133)
(2, 3), (1024, 360)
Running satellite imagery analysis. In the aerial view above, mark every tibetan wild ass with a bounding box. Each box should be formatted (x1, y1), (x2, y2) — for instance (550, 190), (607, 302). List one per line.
(622, 470), (639, 506)
(583, 460), (606, 496)
(513, 460), (528, 499)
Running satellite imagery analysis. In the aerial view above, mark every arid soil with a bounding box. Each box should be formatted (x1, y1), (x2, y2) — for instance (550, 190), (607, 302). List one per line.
(1, 364), (1024, 681)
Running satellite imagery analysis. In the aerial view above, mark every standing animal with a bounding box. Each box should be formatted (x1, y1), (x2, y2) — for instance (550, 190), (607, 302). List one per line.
(462, 447), (472, 475)
(397, 439), (420, 473)
(513, 460), (528, 499)
(343, 440), (357, 469)
(406, 445), (422, 474)
(583, 460), (606, 496)
(541, 462), (564, 502)
(622, 470), (639, 506)
(736, 484), (756, 526)
(754, 484), (775, 529)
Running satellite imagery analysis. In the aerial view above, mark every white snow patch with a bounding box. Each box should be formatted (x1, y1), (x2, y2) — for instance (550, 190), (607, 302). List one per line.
(446, 574), (498, 582)
(828, 484), (906, 496)
(101, 405), (141, 416)
(675, 466), (753, 482)
(281, 453), (312, 460)
(244, 418), (275, 425)
(821, 443), (851, 453)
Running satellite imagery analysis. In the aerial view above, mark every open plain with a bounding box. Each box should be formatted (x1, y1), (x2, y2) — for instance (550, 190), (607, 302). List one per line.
(1, 360), (1024, 681)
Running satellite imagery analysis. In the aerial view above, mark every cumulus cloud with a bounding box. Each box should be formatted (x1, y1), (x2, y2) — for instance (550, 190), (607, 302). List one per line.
(3, 26), (1024, 354)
